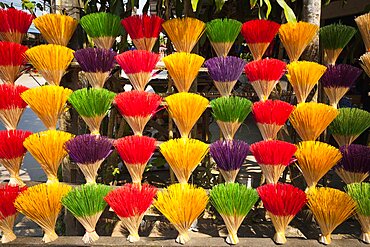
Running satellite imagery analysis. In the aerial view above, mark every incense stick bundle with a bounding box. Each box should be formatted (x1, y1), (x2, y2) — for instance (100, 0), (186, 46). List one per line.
(335, 144), (370, 184)
(329, 108), (370, 146)
(307, 187), (356, 245)
(165, 92), (209, 138)
(68, 88), (116, 135)
(114, 91), (162, 135)
(206, 19), (242, 57)
(210, 183), (259, 244)
(65, 134), (113, 184)
(204, 56), (245, 96)
(25, 44), (74, 86)
(251, 140), (297, 184)
(74, 48), (117, 88)
(295, 141), (342, 189)
(355, 13), (370, 52)
(14, 183), (71, 243)
(279, 22), (319, 62)
(257, 183), (307, 244)
(241, 19), (280, 60)
(0, 8), (33, 43)
(154, 183), (208, 244)
(0, 130), (32, 186)
(105, 183), (157, 242)
(115, 50), (160, 91)
(114, 135), (156, 184)
(62, 184), (111, 243)
(33, 14), (78, 46)
(163, 52), (205, 92)
(21, 85), (72, 130)
(160, 138), (209, 183)
(211, 96), (252, 140)
(23, 130), (73, 183)
(121, 14), (164, 51)
(210, 140), (249, 183)
(162, 17), (206, 53)
(289, 102), (339, 141)
(286, 61), (327, 103)
(0, 84), (28, 130)
(319, 24), (356, 65)
(252, 100), (294, 140)
(321, 64), (362, 108)
(360, 52), (370, 77)
(80, 12), (122, 49)
(0, 41), (28, 84)
(244, 58), (286, 101)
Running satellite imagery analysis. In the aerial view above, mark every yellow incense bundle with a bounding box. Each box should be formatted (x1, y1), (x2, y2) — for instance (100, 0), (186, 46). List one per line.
(360, 52), (370, 77)
(355, 13), (370, 52)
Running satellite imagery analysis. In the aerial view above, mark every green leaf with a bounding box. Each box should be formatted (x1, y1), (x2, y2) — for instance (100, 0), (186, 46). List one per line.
(276, 0), (297, 23)
(323, 0), (331, 5)
(191, 0), (199, 11)
(263, 0), (271, 18)
(215, 0), (225, 12)
(250, 0), (257, 8)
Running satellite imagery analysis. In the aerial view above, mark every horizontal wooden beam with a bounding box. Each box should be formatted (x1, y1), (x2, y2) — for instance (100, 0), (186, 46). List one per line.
(321, 0), (369, 20)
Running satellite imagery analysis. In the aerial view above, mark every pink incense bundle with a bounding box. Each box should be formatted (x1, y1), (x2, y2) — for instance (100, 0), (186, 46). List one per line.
(0, 8), (33, 43)
(0, 41), (28, 84)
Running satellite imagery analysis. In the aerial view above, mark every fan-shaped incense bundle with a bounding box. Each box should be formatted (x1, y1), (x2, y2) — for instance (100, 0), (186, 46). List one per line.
(206, 19), (242, 57)
(114, 135), (156, 184)
(0, 84), (28, 130)
(244, 58), (286, 101)
(160, 138), (208, 183)
(360, 52), (370, 77)
(347, 182), (370, 243)
(21, 85), (72, 130)
(0, 41), (27, 84)
(279, 22), (319, 62)
(14, 183), (71, 243)
(114, 91), (162, 135)
(321, 65), (362, 108)
(241, 19), (280, 60)
(65, 134), (113, 184)
(163, 52), (205, 92)
(0, 130), (32, 186)
(204, 56), (245, 96)
(33, 14), (78, 46)
(295, 141), (342, 189)
(251, 140), (297, 184)
(257, 183), (307, 244)
(121, 14), (164, 51)
(23, 130), (73, 183)
(25, 44), (74, 86)
(165, 92), (209, 138)
(210, 140), (249, 183)
(329, 108), (370, 146)
(210, 183), (258, 245)
(319, 24), (356, 65)
(252, 100), (294, 140)
(335, 144), (370, 184)
(80, 12), (122, 49)
(74, 48), (117, 88)
(355, 13), (370, 52)
(154, 183), (208, 244)
(0, 8), (33, 43)
(211, 96), (252, 140)
(162, 17), (206, 53)
(68, 88), (116, 135)
(289, 102), (339, 141)
(62, 184), (111, 243)
(115, 50), (160, 91)
(307, 187), (356, 244)
(105, 183), (157, 242)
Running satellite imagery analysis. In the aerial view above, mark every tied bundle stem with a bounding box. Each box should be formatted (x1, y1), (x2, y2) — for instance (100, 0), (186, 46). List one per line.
(0, 42), (28, 84)
(360, 52), (370, 77)
(355, 13), (370, 52)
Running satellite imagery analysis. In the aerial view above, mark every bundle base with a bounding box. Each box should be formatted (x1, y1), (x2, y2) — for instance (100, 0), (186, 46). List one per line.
(219, 168), (239, 183)
(0, 215), (17, 243)
(92, 36), (115, 50)
(126, 163), (146, 185)
(0, 156), (25, 187)
(39, 69), (65, 86)
(250, 80), (278, 102)
(176, 232), (191, 245)
(82, 115), (105, 135)
(210, 41), (233, 57)
(76, 212), (103, 244)
(46, 174), (59, 184)
(127, 72), (152, 91)
(0, 31), (24, 44)
(124, 115), (151, 136)
(221, 213), (245, 245)
(324, 87), (349, 109)
(256, 123), (282, 140)
(0, 108), (25, 130)
(357, 214), (370, 244)
(270, 214), (293, 245)
(133, 37), (157, 51)
(324, 49), (342, 65)
(0, 65), (22, 84)
(84, 71), (110, 88)
(78, 160), (104, 184)
(43, 230), (59, 243)
(319, 234), (331, 245)
(259, 164), (286, 184)
(120, 214), (145, 243)
(213, 80), (237, 97)
(247, 42), (269, 61)
(332, 134), (358, 147)
(335, 168), (368, 184)
(217, 120), (242, 141)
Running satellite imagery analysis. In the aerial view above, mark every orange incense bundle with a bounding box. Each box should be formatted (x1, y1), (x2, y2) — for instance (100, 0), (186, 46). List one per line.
(241, 19), (280, 60)
(0, 8), (33, 43)
(0, 41), (28, 84)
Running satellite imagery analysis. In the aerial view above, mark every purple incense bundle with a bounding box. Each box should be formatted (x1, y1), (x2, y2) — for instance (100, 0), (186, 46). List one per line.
(335, 144), (370, 184)
(74, 48), (117, 88)
(204, 56), (246, 97)
(210, 139), (249, 183)
(65, 134), (113, 184)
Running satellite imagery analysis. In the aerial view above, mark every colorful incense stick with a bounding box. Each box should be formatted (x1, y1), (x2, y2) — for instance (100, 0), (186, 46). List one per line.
(0, 41), (28, 84)
(0, 8), (33, 43)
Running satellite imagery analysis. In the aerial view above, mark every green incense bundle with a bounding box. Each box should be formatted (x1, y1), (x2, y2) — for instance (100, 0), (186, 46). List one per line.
(61, 184), (112, 244)
(211, 96), (252, 140)
(319, 24), (356, 65)
(68, 88), (116, 135)
(328, 108), (370, 146)
(210, 183), (259, 245)
(206, 19), (242, 57)
(80, 12), (122, 49)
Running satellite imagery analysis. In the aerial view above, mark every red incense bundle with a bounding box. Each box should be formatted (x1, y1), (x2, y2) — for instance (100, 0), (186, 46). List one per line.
(0, 41), (28, 84)
(0, 8), (33, 43)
